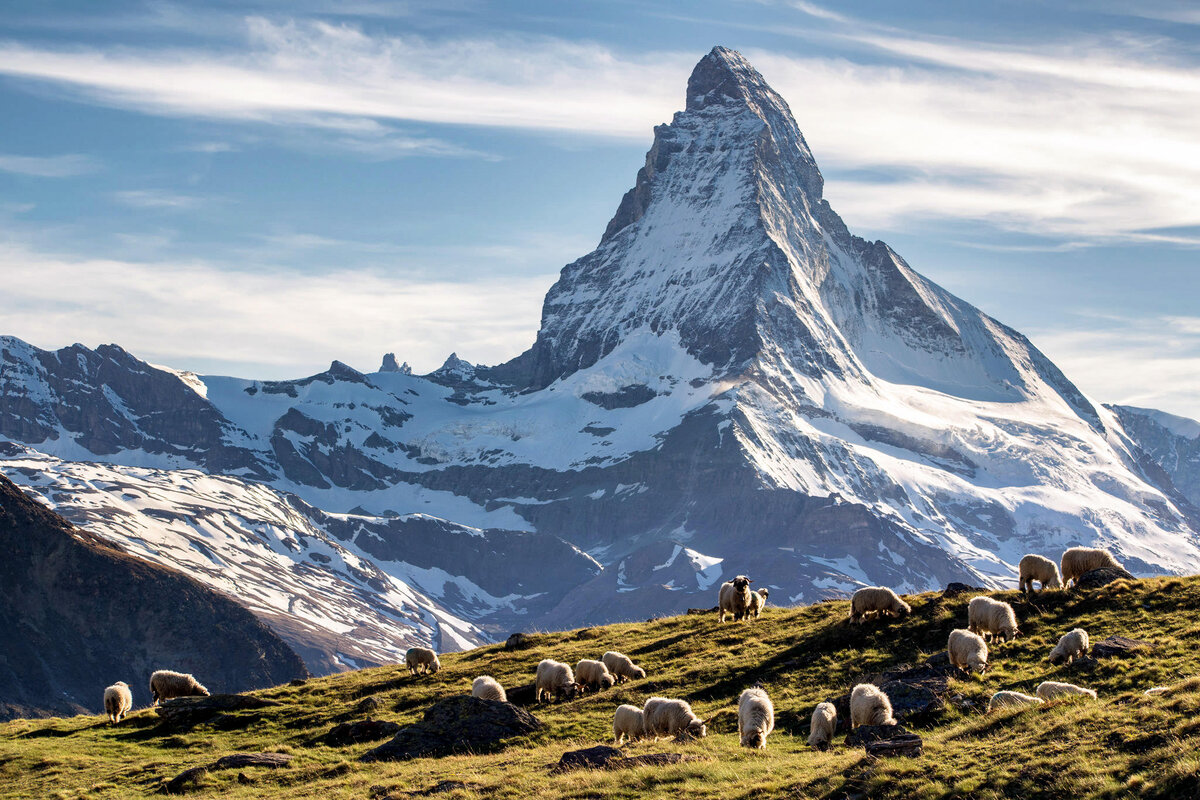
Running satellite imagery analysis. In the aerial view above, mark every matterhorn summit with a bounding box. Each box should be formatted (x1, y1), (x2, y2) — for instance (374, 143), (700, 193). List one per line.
(2, 48), (1199, 663)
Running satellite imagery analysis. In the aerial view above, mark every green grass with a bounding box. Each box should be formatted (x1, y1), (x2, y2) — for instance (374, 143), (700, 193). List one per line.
(4, 576), (1200, 799)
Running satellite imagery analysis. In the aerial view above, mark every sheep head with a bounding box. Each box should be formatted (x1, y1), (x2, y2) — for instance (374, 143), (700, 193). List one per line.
(679, 718), (709, 740)
(732, 575), (752, 591)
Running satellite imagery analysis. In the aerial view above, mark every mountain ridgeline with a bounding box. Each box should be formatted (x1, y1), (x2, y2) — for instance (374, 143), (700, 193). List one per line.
(1, 47), (1199, 683)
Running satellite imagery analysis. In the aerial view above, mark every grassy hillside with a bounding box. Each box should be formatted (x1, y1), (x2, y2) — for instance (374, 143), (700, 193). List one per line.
(3, 576), (1200, 800)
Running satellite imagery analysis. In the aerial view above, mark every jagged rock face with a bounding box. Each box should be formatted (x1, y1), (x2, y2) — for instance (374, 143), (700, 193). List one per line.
(0, 474), (307, 720)
(1, 47), (1199, 651)
(1110, 405), (1200, 509)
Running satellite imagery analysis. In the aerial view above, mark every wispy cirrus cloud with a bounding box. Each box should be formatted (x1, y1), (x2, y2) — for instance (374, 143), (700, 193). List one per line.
(112, 189), (209, 209)
(0, 152), (98, 177)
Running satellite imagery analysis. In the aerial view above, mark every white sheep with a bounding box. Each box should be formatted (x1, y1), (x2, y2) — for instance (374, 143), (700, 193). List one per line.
(643, 697), (711, 740)
(849, 684), (896, 728)
(612, 704), (646, 746)
(718, 575), (754, 622)
(967, 596), (1020, 642)
(405, 647), (440, 675)
(737, 687), (775, 749)
(748, 588), (769, 619)
(807, 702), (837, 750)
(575, 659), (616, 692)
(1036, 680), (1097, 701)
(601, 650), (646, 682)
(1060, 547), (1123, 588)
(948, 628), (989, 674)
(535, 659), (578, 703)
(1048, 628), (1090, 666)
(986, 690), (1043, 713)
(149, 670), (209, 705)
(848, 587), (911, 624)
(1018, 554), (1062, 594)
(471, 675), (506, 702)
(103, 681), (133, 724)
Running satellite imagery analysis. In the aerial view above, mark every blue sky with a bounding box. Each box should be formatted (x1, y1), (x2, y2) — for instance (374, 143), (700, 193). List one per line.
(1, 0), (1198, 419)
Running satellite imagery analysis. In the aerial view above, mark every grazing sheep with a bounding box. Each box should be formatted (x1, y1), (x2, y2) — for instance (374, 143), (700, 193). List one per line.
(807, 702), (837, 750)
(967, 596), (1020, 642)
(948, 628), (989, 674)
(601, 651), (646, 683)
(575, 659), (616, 692)
(1018, 554), (1062, 594)
(612, 704), (646, 746)
(471, 675), (507, 702)
(1048, 628), (1090, 666)
(405, 647), (440, 675)
(718, 575), (754, 622)
(849, 684), (896, 728)
(103, 681), (133, 724)
(1036, 680), (1097, 701)
(149, 670), (209, 705)
(534, 659), (578, 703)
(987, 690), (1043, 713)
(848, 587), (911, 624)
(643, 697), (711, 740)
(748, 588), (770, 619)
(1061, 547), (1123, 588)
(737, 687), (775, 749)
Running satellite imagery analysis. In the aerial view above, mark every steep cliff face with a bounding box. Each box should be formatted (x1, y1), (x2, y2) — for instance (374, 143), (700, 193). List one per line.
(1, 47), (1198, 641)
(0, 474), (307, 720)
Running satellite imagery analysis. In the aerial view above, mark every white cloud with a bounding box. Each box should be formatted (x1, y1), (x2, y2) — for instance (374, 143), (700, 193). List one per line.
(0, 239), (552, 379)
(112, 189), (208, 209)
(0, 152), (98, 177)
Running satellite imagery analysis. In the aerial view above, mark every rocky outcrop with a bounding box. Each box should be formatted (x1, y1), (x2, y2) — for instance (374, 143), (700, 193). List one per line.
(360, 696), (542, 762)
(0, 474), (307, 720)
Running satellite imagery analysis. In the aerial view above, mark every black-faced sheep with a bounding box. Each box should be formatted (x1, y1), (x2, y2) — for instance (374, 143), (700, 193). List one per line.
(149, 670), (209, 705)
(601, 650), (646, 682)
(1036, 680), (1097, 700)
(748, 588), (769, 619)
(718, 575), (754, 622)
(948, 628), (989, 674)
(849, 683), (896, 728)
(1018, 554), (1062, 594)
(807, 701), (837, 750)
(535, 659), (578, 703)
(643, 697), (711, 740)
(967, 596), (1020, 642)
(103, 681), (132, 724)
(575, 659), (616, 692)
(1061, 547), (1123, 588)
(1048, 628), (1089, 665)
(737, 687), (775, 749)
(405, 647), (440, 675)
(987, 690), (1043, 712)
(613, 703), (646, 746)
(471, 675), (506, 702)
(849, 587), (911, 624)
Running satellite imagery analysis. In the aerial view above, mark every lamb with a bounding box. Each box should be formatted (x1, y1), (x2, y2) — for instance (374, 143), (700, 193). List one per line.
(849, 683), (896, 728)
(535, 659), (578, 703)
(748, 588), (770, 619)
(848, 587), (911, 624)
(601, 650), (646, 682)
(643, 696), (711, 740)
(612, 704), (646, 746)
(471, 675), (507, 702)
(1036, 680), (1097, 701)
(967, 596), (1020, 642)
(103, 681), (133, 724)
(149, 670), (209, 705)
(1018, 554), (1062, 594)
(575, 659), (616, 692)
(1060, 547), (1123, 588)
(718, 575), (754, 622)
(405, 647), (440, 675)
(806, 702), (837, 750)
(1048, 628), (1090, 665)
(987, 690), (1043, 713)
(737, 687), (775, 749)
(947, 628), (989, 674)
